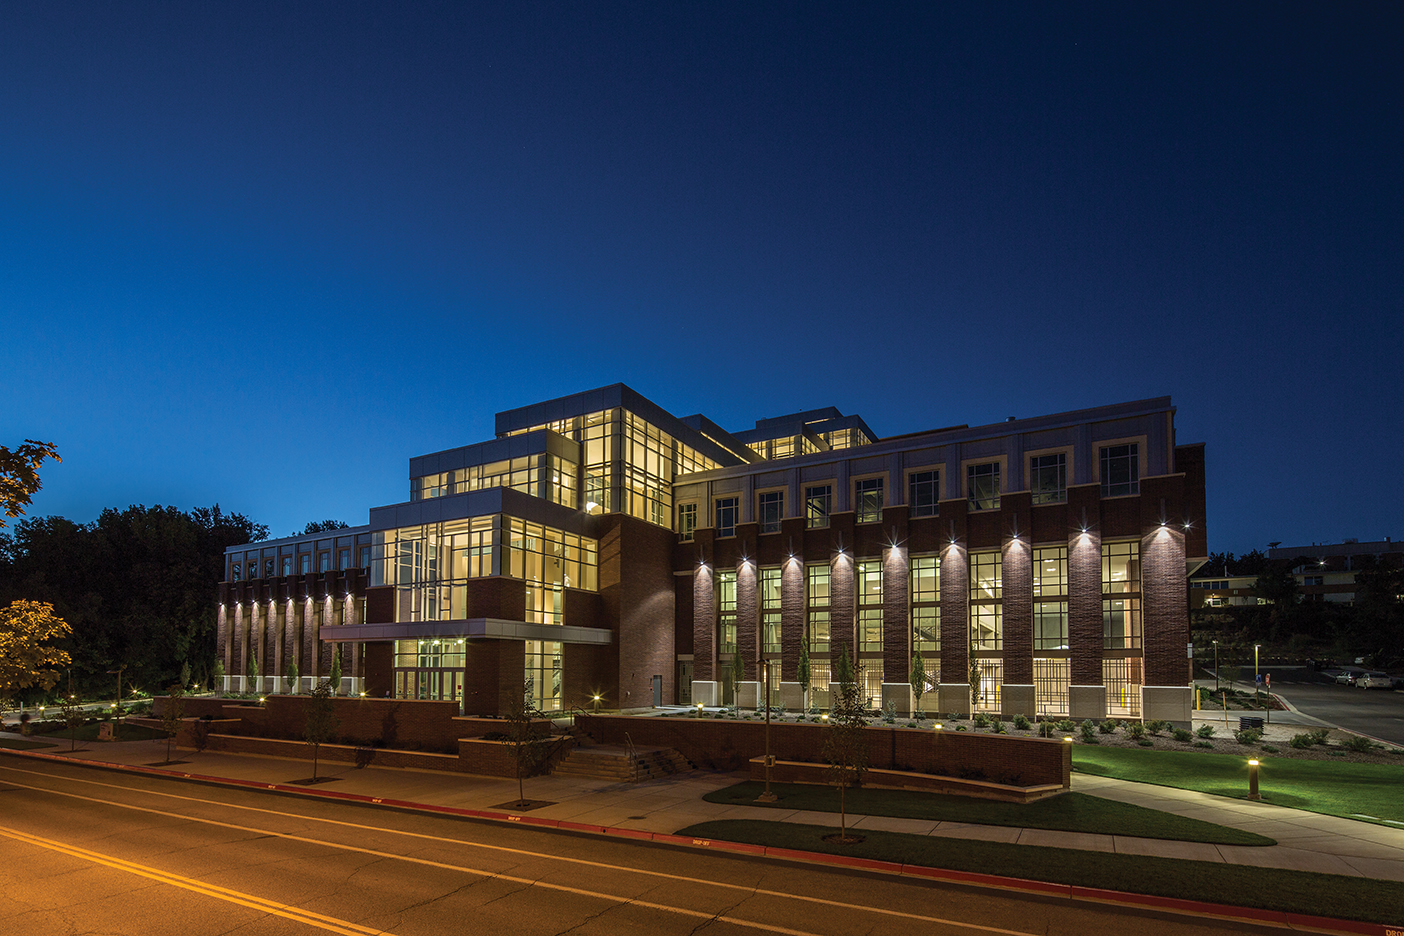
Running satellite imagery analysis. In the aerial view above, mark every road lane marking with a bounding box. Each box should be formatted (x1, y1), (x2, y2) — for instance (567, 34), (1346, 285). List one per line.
(0, 826), (392, 936)
(0, 767), (1039, 936)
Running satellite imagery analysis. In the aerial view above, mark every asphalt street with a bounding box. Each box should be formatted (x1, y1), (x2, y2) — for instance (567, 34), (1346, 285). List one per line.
(0, 758), (1293, 936)
(1259, 667), (1404, 746)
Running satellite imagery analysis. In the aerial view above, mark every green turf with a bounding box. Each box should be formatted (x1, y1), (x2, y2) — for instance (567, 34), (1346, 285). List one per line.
(1073, 746), (1404, 826)
(703, 781), (1273, 846)
(676, 819), (1404, 926)
(0, 738), (57, 750)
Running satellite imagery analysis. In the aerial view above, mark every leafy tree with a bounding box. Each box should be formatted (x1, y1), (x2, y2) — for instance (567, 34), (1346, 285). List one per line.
(822, 644), (867, 842)
(730, 650), (744, 706)
(211, 659), (225, 693)
(304, 679), (339, 781)
(179, 660), (191, 689)
(0, 440), (60, 529)
(797, 640), (811, 706)
(505, 680), (547, 807)
(160, 683), (185, 764)
(285, 660), (299, 694)
(328, 645), (342, 695)
(248, 650), (260, 693)
(0, 600), (72, 707)
(59, 691), (84, 751)
(969, 653), (982, 708)
(909, 648), (928, 715)
(300, 520), (349, 535)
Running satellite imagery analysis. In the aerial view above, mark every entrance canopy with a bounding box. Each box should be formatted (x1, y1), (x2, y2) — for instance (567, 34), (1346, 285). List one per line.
(323, 617), (612, 645)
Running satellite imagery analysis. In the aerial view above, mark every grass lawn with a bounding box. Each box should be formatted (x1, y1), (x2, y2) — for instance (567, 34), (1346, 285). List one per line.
(676, 819), (1403, 926)
(31, 721), (168, 743)
(1073, 746), (1404, 826)
(0, 738), (57, 750)
(703, 781), (1272, 846)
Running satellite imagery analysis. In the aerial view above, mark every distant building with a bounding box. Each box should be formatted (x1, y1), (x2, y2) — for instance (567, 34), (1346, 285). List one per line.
(217, 385), (1207, 725)
(1189, 538), (1402, 609)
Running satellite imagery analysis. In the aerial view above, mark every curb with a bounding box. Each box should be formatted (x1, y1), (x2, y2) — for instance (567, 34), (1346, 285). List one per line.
(1, 747), (1395, 936)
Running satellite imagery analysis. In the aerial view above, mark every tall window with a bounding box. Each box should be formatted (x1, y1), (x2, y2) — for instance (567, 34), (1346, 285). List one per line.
(231, 563), (241, 582)
(910, 555), (940, 653)
(281, 557), (292, 576)
(757, 491), (784, 534)
(1030, 453), (1067, 505)
(807, 563), (830, 652)
(1100, 444), (1139, 497)
(1102, 542), (1142, 648)
(677, 503), (697, 542)
(967, 463), (1000, 511)
(717, 570), (737, 654)
(969, 550), (1002, 650)
(855, 477), (884, 523)
(805, 484), (832, 529)
(359, 546), (371, 568)
(908, 470), (939, 518)
(715, 497), (739, 538)
(857, 560), (883, 652)
(338, 549), (350, 571)
(319, 552), (330, 573)
(760, 567), (781, 653)
(1034, 546), (1068, 650)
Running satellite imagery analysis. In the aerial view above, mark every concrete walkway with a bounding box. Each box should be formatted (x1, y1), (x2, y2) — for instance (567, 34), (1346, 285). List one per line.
(3, 727), (1402, 884)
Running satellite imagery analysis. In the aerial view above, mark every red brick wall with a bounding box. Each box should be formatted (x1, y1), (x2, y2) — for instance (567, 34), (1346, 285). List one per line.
(831, 553), (855, 663)
(1002, 532), (1033, 684)
(575, 714), (1069, 787)
(881, 535), (910, 684)
(610, 516), (677, 709)
(780, 557), (805, 681)
(737, 560), (758, 680)
(1067, 486), (1102, 685)
(693, 564), (715, 681)
(938, 540), (968, 684)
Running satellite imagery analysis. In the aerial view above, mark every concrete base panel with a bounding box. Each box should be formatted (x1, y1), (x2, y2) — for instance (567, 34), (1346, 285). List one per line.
(880, 683), (914, 717)
(1143, 685), (1193, 729)
(777, 681), (804, 712)
(1001, 684), (1035, 721)
(692, 680), (718, 707)
(1069, 685), (1106, 722)
(736, 681), (763, 710)
(936, 683), (971, 717)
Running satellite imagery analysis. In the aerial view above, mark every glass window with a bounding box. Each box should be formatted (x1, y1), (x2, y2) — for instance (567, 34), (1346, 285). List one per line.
(910, 554), (940, 653)
(967, 462), (1000, 511)
(1030, 453), (1067, 505)
(857, 560), (882, 653)
(319, 552), (330, 573)
(805, 484), (832, 529)
(299, 554), (311, 574)
(338, 549), (350, 571)
(1102, 541), (1141, 649)
(281, 557), (292, 576)
(1036, 601), (1068, 650)
(359, 546), (371, 568)
(757, 491), (783, 534)
(1100, 443), (1139, 497)
(1102, 542), (1141, 594)
(761, 567), (781, 653)
(715, 497), (739, 538)
(677, 503), (697, 542)
(969, 550), (1002, 650)
(855, 477), (884, 523)
(231, 562), (241, 582)
(1033, 547), (1067, 597)
(264, 558), (275, 578)
(807, 563), (830, 652)
(908, 470), (939, 518)
(717, 570), (737, 654)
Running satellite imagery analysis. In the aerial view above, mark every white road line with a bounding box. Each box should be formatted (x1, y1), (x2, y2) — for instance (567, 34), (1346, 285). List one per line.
(0, 766), (1041, 936)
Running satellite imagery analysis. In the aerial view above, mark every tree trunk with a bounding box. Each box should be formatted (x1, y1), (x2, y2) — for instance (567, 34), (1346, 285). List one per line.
(839, 785), (846, 839)
(312, 745), (319, 781)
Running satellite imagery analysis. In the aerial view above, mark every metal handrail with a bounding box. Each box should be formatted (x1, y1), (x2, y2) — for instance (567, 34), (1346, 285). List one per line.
(623, 731), (639, 783)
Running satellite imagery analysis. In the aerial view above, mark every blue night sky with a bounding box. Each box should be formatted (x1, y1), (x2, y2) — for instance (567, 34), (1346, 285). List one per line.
(2, 2), (1400, 554)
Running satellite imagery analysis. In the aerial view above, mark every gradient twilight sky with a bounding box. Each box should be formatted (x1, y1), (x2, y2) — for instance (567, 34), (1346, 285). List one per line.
(2, 2), (1400, 554)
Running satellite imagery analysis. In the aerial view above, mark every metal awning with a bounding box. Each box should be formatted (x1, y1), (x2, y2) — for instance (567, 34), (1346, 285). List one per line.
(322, 618), (612, 645)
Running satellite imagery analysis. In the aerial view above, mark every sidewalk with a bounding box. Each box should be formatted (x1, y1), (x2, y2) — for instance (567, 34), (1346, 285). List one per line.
(4, 727), (1402, 883)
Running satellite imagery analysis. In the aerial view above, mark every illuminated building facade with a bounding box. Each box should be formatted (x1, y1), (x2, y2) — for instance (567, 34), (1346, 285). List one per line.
(216, 384), (1206, 725)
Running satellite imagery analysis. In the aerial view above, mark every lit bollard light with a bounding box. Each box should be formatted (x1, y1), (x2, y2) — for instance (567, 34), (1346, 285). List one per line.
(1247, 759), (1261, 800)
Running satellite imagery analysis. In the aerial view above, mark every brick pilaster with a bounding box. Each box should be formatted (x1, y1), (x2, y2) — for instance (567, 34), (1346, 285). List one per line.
(693, 565), (715, 681)
(1001, 536), (1033, 684)
(882, 546), (910, 683)
(830, 554), (856, 664)
(737, 561), (759, 680)
(1068, 487), (1103, 686)
(780, 558), (805, 680)
(1142, 526), (1188, 685)
(283, 600), (299, 681)
(231, 604), (245, 677)
(938, 543), (968, 684)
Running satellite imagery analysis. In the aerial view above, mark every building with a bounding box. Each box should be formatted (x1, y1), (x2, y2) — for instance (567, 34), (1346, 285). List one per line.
(1188, 538), (1402, 610)
(217, 384), (1207, 725)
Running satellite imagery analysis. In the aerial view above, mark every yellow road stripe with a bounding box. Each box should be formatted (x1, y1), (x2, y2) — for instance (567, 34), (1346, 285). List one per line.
(0, 762), (1039, 936)
(0, 826), (390, 936)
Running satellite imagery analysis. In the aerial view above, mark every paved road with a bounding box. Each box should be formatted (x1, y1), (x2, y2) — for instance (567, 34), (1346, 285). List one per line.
(0, 758), (1288, 936)
(1262, 667), (1404, 745)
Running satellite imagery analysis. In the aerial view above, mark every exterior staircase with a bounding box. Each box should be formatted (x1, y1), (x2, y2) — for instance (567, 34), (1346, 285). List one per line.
(552, 744), (692, 783)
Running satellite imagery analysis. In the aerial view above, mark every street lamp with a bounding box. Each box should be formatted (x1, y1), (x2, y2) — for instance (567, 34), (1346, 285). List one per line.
(756, 659), (777, 803)
(106, 666), (126, 740)
(1212, 640), (1219, 693)
(1254, 644), (1261, 709)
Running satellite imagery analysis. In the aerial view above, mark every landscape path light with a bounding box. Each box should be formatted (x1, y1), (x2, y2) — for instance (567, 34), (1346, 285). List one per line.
(1248, 759), (1261, 800)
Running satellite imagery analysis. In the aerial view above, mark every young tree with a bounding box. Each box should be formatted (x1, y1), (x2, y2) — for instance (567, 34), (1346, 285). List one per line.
(909, 648), (928, 715)
(797, 640), (811, 709)
(304, 679), (340, 781)
(285, 660), (299, 694)
(0, 440), (60, 529)
(822, 644), (867, 842)
(505, 680), (547, 807)
(730, 650), (744, 707)
(179, 660), (191, 689)
(211, 659), (225, 694)
(59, 691), (84, 752)
(969, 653), (982, 708)
(0, 600), (72, 708)
(328, 646), (343, 695)
(160, 683), (186, 764)
(247, 651), (260, 695)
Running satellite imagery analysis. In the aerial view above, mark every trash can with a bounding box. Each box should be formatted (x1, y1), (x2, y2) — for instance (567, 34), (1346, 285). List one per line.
(1239, 716), (1264, 731)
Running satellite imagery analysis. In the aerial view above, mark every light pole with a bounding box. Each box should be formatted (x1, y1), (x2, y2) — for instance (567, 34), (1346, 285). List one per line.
(1254, 644), (1261, 709)
(756, 659), (777, 803)
(1213, 640), (1219, 693)
(106, 666), (126, 740)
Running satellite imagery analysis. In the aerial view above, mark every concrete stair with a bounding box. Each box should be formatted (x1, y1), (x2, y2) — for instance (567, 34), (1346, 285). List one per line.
(552, 744), (692, 782)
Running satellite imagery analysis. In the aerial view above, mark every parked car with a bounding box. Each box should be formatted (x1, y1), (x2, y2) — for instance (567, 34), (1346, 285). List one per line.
(1356, 672), (1394, 689)
(1335, 671), (1358, 686)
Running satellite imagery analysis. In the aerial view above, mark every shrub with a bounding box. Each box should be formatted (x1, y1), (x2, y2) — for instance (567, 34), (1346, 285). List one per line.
(1078, 720), (1098, 743)
(1012, 714), (1031, 730)
(1172, 728), (1193, 743)
(972, 712), (990, 729)
(1262, 744), (1280, 753)
(1051, 719), (1073, 732)
(1037, 720), (1056, 738)
(1341, 735), (1380, 753)
(1126, 722), (1146, 741)
(1289, 733), (1316, 749)
(991, 719), (1006, 734)
(1137, 739), (1153, 747)
(1098, 719), (1117, 734)
(1234, 728), (1262, 745)
(906, 721), (917, 728)
(1196, 725), (1216, 739)
(1194, 740), (1213, 748)
(1309, 728), (1331, 746)
(1146, 720), (1171, 737)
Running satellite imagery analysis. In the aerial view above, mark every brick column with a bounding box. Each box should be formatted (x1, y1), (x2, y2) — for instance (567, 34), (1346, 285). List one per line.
(1141, 525), (1188, 686)
(319, 597), (336, 676)
(937, 538), (969, 715)
(830, 553), (856, 666)
(264, 602), (278, 687)
(283, 599), (299, 686)
(780, 558), (805, 681)
(693, 565), (715, 680)
(737, 561), (758, 680)
(881, 544), (912, 714)
(1001, 532), (1034, 718)
(302, 598), (317, 681)
(1068, 487), (1104, 719)
(231, 603), (245, 677)
(216, 600), (229, 680)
